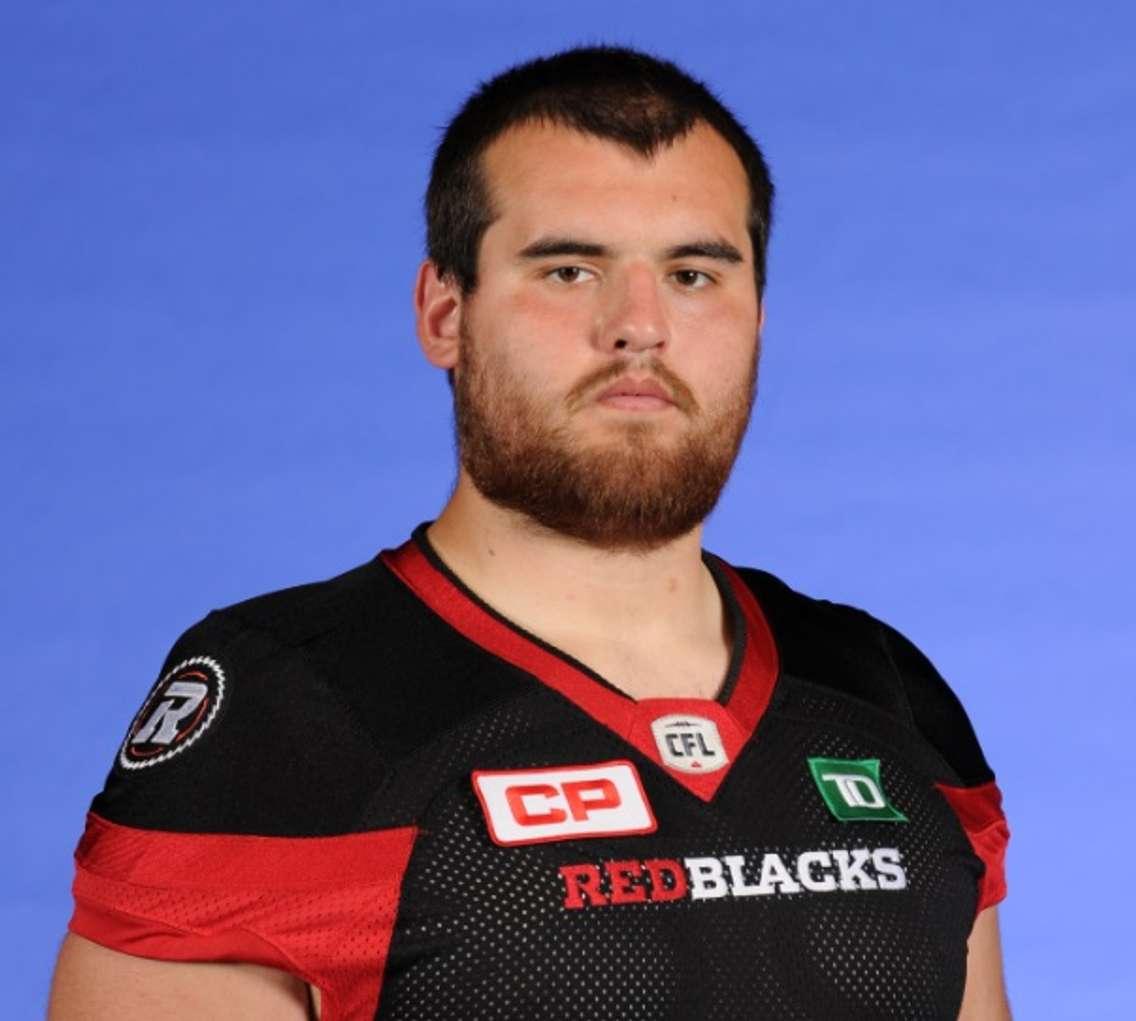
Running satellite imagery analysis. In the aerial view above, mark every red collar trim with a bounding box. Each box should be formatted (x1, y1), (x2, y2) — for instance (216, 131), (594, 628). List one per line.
(381, 535), (779, 802)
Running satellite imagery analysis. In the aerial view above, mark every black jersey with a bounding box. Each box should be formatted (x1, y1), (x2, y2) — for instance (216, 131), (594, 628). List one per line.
(69, 526), (1008, 1020)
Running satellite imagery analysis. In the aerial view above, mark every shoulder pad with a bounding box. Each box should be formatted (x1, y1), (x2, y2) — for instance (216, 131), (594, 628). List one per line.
(736, 567), (994, 786)
(92, 567), (389, 836)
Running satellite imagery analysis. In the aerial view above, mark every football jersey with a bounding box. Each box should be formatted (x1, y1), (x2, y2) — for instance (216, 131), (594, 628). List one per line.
(69, 525), (1008, 1020)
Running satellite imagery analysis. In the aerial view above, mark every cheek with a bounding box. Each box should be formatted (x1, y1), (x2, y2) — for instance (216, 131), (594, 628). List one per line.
(670, 303), (759, 405)
(507, 287), (595, 344)
(477, 289), (596, 384)
(672, 295), (758, 361)
(467, 300), (569, 401)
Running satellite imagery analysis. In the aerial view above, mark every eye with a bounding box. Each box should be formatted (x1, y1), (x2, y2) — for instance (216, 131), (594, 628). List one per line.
(546, 265), (596, 284)
(672, 269), (713, 289)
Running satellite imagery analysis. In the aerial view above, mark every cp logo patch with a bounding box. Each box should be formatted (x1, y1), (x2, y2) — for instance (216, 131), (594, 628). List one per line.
(472, 761), (656, 846)
(118, 656), (226, 770)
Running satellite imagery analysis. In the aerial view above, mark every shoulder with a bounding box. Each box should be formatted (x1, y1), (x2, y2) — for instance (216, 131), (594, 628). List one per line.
(93, 548), (539, 835)
(93, 556), (403, 835)
(732, 564), (994, 787)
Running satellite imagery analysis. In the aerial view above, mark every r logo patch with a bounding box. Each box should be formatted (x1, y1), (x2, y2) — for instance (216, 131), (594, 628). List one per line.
(119, 657), (226, 770)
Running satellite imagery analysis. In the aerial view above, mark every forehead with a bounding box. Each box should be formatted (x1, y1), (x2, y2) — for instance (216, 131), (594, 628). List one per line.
(479, 120), (752, 255)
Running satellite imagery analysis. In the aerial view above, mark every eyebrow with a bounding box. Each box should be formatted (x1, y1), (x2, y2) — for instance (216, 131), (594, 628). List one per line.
(518, 237), (609, 259)
(516, 236), (745, 264)
(664, 240), (744, 264)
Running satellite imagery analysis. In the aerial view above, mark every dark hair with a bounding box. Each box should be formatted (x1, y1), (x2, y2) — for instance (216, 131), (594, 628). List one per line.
(426, 45), (775, 298)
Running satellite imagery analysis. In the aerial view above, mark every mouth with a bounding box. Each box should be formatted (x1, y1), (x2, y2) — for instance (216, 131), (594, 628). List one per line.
(594, 376), (676, 412)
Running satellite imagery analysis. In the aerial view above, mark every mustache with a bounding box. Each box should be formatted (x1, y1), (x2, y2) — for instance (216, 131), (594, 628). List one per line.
(565, 358), (699, 415)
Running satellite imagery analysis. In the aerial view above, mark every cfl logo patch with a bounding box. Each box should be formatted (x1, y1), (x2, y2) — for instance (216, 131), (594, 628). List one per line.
(119, 657), (226, 770)
(472, 761), (657, 846)
(651, 715), (728, 774)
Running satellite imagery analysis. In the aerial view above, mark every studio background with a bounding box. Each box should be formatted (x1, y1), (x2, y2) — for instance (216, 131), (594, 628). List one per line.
(3, 2), (1133, 1015)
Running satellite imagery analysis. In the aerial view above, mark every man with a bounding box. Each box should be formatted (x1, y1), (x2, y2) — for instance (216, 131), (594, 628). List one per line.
(49, 46), (1010, 1020)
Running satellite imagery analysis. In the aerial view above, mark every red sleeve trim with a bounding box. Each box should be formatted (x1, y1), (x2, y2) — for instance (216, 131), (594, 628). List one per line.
(934, 780), (1009, 914)
(69, 812), (417, 1021)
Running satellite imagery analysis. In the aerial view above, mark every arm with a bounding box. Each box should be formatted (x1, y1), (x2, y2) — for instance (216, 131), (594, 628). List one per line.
(957, 906), (1011, 1020)
(47, 934), (315, 1020)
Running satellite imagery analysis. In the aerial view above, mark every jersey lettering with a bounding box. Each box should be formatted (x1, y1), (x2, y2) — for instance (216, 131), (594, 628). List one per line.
(558, 848), (908, 909)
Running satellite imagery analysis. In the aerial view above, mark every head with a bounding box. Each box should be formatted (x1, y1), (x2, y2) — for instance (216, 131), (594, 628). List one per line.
(416, 47), (774, 551)
(426, 46), (774, 300)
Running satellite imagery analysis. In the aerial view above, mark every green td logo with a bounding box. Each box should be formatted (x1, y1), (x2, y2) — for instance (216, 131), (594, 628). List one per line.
(808, 757), (907, 823)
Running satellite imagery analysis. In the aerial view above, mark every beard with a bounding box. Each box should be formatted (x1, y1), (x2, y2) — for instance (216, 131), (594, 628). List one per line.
(453, 324), (758, 552)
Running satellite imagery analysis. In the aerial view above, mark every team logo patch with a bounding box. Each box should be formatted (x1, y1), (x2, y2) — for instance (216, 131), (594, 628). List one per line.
(472, 761), (657, 846)
(650, 714), (729, 774)
(118, 656), (226, 770)
(808, 757), (907, 823)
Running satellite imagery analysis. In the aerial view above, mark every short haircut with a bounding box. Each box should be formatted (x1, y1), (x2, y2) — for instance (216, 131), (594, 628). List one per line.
(426, 45), (775, 298)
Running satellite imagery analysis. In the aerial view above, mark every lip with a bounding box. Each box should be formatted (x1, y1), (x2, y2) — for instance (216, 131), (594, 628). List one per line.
(595, 376), (675, 410)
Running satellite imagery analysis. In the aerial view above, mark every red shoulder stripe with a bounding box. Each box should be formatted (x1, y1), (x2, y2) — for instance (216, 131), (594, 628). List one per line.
(934, 781), (1009, 914)
(70, 812), (417, 1021)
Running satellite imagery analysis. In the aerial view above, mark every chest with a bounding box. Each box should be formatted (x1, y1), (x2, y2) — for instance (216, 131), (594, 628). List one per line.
(367, 682), (979, 1021)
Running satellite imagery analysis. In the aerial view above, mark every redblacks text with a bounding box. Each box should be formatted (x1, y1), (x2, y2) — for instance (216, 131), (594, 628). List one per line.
(558, 847), (906, 909)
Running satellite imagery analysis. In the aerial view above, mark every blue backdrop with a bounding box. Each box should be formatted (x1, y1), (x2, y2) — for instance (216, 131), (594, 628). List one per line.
(4, 2), (1133, 1015)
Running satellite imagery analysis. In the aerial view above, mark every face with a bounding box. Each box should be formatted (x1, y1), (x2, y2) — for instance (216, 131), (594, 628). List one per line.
(450, 121), (762, 550)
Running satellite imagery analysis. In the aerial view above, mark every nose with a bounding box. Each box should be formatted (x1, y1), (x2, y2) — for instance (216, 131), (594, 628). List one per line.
(597, 263), (668, 355)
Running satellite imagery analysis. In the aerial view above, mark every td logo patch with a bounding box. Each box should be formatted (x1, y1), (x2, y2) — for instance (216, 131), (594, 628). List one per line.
(808, 757), (907, 823)
(119, 657), (226, 770)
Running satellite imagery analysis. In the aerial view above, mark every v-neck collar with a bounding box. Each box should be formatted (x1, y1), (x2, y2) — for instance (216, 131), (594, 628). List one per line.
(380, 525), (780, 802)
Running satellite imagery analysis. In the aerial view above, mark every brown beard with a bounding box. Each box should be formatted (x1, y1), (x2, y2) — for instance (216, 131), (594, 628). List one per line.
(453, 325), (758, 552)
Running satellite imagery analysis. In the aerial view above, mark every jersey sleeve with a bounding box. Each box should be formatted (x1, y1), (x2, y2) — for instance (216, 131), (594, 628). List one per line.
(876, 620), (1010, 913)
(68, 610), (416, 1021)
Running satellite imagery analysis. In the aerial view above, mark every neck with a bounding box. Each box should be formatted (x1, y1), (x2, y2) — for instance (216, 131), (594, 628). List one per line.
(426, 472), (720, 653)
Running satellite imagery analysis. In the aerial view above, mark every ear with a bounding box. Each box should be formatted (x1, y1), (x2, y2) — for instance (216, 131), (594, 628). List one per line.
(414, 260), (462, 370)
(756, 300), (766, 333)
